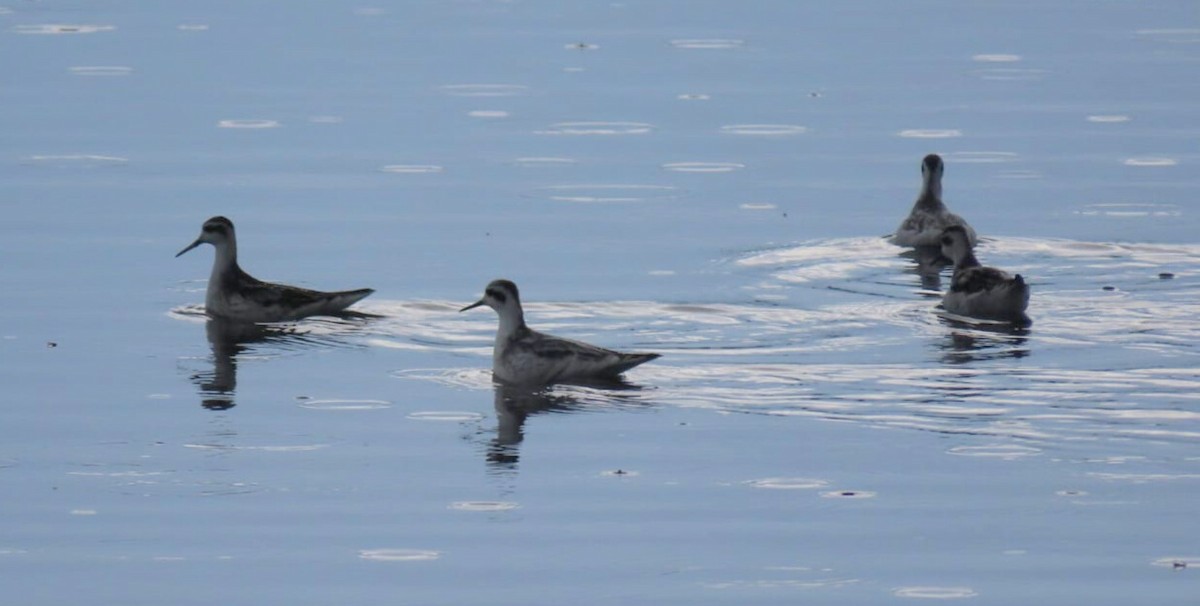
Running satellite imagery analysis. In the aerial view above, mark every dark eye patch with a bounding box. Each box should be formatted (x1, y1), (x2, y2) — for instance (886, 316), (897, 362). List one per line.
(203, 224), (223, 233)
(486, 288), (507, 303)
(941, 237), (952, 246)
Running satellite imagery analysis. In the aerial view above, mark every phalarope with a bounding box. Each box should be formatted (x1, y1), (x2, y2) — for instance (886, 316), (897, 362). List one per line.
(460, 279), (660, 385)
(176, 216), (374, 322)
(939, 226), (1030, 325)
(891, 154), (977, 248)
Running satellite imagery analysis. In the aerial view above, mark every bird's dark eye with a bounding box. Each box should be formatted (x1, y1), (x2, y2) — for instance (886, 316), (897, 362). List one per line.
(203, 224), (221, 233)
(486, 288), (506, 303)
(940, 237), (952, 246)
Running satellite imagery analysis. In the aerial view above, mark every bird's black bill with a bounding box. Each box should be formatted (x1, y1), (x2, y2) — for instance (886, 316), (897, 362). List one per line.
(175, 238), (203, 258)
(459, 299), (485, 312)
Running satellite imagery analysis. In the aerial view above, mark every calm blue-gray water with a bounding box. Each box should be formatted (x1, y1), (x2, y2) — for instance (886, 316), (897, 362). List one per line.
(2, 1), (1198, 604)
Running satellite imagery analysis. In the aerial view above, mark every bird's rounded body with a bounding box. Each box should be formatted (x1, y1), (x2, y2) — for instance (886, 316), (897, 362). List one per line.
(178, 216), (373, 323)
(939, 226), (1030, 325)
(463, 279), (659, 385)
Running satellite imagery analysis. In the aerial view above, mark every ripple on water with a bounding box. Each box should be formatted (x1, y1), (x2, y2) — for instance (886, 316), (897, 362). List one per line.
(1151, 556), (1200, 569)
(1087, 115), (1131, 123)
(1075, 203), (1181, 218)
(467, 110), (509, 118)
(971, 68), (1047, 81)
(449, 501), (520, 512)
(217, 119), (281, 129)
(68, 66), (133, 76)
(25, 154), (128, 168)
(11, 24), (115, 34)
(678, 93), (711, 101)
(972, 53), (1021, 62)
(670, 38), (745, 49)
(439, 84), (528, 97)
(533, 184), (680, 203)
(893, 586), (979, 599)
(1136, 28), (1200, 43)
(183, 443), (330, 453)
(358, 549), (440, 562)
(535, 121), (654, 135)
(390, 367), (493, 390)
(662, 162), (745, 173)
(747, 477), (829, 489)
(512, 156), (577, 168)
(407, 411), (485, 422)
(1123, 157), (1177, 167)
(898, 129), (962, 139)
(946, 444), (1042, 460)
(299, 399), (391, 411)
(381, 164), (443, 174)
(942, 151), (1018, 163)
(720, 124), (808, 136)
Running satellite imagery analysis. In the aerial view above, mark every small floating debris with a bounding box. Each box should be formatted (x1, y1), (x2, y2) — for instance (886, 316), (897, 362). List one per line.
(820, 490), (877, 499)
(1158, 272), (1175, 280)
(565, 42), (599, 50)
(1102, 286), (1117, 291)
(1152, 556), (1200, 569)
(600, 469), (639, 477)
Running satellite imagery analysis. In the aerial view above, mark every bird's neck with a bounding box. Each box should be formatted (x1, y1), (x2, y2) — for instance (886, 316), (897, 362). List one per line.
(494, 305), (528, 343)
(916, 176), (944, 210)
(954, 250), (981, 270)
(208, 241), (240, 287)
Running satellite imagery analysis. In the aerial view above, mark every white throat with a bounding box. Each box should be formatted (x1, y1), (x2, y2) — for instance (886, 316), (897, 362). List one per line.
(492, 302), (526, 342)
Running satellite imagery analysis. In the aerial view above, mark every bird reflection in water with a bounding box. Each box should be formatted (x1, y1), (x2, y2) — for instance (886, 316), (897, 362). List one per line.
(190, 313), (376, 410)
(191, 318), (283, 410)
(898, 245), (951, 291)
(488, 380), (649, 471)
(937, 318), (1030, 365)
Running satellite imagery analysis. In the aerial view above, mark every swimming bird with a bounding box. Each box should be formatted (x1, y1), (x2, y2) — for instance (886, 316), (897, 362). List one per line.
(891, 154), (977, 248)
(939, 225), (1030, 325)
(176, 216), (374, 322)
(460, 279), (660, 385)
